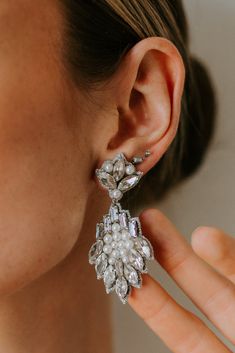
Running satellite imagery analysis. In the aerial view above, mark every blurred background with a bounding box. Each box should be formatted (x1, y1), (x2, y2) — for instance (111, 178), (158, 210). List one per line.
(112, 0), (235, 352)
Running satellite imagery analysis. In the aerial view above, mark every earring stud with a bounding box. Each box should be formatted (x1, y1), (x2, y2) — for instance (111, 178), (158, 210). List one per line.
(88, 150), (154, 304)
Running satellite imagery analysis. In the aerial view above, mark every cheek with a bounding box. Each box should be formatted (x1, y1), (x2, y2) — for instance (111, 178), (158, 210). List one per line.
(0, 75), (89, 298)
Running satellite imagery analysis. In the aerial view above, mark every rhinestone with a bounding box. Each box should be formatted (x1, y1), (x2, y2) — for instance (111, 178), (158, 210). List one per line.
(119, 212), (129, 229)
(135, 236), (154, 260)
(118, 173), (143, 192)
(96, 223), (104, 239)
(129, 249), (145, 272)
(113, 159), (125, 181)
(95, 253), (108, 279)
(129, 218), (140, 237)
(109, 204), (120, 222)
(115, 276), (129, 304)
(88, 240), (103, 265)
(103, 215), (112, 233)
(96, 170), (117, 190)
(104, 265), (116, 293)
(124, 264), (141, 288)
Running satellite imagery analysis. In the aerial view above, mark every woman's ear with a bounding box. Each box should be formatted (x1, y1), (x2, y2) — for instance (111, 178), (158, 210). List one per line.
(99, 36), (185, 174)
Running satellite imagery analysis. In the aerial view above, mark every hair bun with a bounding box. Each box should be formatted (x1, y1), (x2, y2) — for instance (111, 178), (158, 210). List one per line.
(180, 55), (217, 179)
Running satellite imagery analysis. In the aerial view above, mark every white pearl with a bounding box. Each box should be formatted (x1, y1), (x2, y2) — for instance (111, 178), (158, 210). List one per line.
(121, 230), (130, 241)
(125, 239), (134, 249)
(111, 249), (120, 258)
(112, 223), (120, 232)
(125, 164), (135, 175)
(122, 255), (129, 263)
(120, 248), (128, 257)
(103, 244), (112, 254)
(117, 240), (125, 249)
(103, 161), (113, 173)
(104, 234), (112, 244)
(112, 189), (122, 200)
(108, 257), (115, 265)
(113, 232), (121, 242)
(111, 241), (117, 248)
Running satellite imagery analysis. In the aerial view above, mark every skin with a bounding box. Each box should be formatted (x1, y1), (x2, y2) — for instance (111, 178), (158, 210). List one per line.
(1, 0), (232, 353)
(128, 210), (235, 352)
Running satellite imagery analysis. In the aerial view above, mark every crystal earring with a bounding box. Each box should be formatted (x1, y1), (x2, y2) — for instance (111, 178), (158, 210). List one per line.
(88, 151), (154, 304)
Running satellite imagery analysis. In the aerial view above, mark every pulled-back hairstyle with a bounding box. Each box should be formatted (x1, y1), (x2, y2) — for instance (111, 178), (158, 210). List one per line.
(59, 0), (216, 207)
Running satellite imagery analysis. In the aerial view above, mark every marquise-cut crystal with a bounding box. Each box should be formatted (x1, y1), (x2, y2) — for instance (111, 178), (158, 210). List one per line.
(88, 240), (103, 264)
(104, 265), (116, 293)
(113, 159), (125, 181)
(95, 253), (108, 279)
(135, 236), (154, 260)
(118, 173), (142, 192)
(129, 249), (145, 272)
(115, 259), (124, 277)
(96, 170), (117, 190)
(115, 276), (129, 304)
(124, 264), (141, 288)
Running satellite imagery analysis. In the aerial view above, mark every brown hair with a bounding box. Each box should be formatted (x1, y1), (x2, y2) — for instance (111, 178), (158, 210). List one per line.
(59, 0), (216, 207)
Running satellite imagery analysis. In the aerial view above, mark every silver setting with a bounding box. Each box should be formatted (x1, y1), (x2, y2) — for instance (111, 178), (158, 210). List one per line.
(89, 151), (154, 304)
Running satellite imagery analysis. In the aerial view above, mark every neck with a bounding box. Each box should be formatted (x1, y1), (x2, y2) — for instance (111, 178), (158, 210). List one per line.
(0, 192), (112, 353)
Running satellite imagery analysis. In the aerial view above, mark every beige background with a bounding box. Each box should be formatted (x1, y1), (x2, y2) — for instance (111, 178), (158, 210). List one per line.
(112, 1), (235, 352)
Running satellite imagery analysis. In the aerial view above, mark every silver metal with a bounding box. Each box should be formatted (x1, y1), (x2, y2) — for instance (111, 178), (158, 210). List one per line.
(88, 151), (154, 304)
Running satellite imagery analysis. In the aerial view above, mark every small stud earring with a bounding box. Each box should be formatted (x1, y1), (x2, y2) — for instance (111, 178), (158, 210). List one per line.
(88, 151), (154, 304)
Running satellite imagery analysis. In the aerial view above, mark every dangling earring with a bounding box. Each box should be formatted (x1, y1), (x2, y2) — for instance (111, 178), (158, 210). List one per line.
(88, 151), (154, 304)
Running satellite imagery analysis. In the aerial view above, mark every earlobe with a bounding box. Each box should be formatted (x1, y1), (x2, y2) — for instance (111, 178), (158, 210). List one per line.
(105, 36), (185, 175)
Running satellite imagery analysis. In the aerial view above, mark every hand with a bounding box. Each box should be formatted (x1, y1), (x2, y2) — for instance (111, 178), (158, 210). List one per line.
(128, 209), (235, 353)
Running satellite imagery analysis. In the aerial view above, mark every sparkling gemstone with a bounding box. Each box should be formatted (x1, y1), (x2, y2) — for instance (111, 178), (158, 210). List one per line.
(88, 240), (103, 265)
(104, 233), (112, 244)
(118, 172), (142, 192)
(110, 205), (120, 222)
(95, 253), (108, 279)
(129, 218), (140, 237)
(96, 223), (104, 239)
(96, 170), (117, 190)
(103, 244), (112, 254)
(135, 236), (154, 260)
(125, 164), (135, 175)
(124, 265), (141, 288)
(115, 277), (129, 304)
(104, 265), (116, 293)
(113, 159), (125, 181)
(103, 215), (112, 233)
(102, 160), (113, 173)
(129, 249), (145, 272)
(115, 259), (124, 277)
(112, 223), (120, 232)
(119, 212), (129, 229)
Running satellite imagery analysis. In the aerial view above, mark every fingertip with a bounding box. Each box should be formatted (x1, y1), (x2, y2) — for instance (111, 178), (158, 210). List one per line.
(191, 227), (226, 261)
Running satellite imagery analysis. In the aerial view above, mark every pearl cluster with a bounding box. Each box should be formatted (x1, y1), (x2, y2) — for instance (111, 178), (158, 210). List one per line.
(102, 160), (136, 175)
(102, 222), (134, 265)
